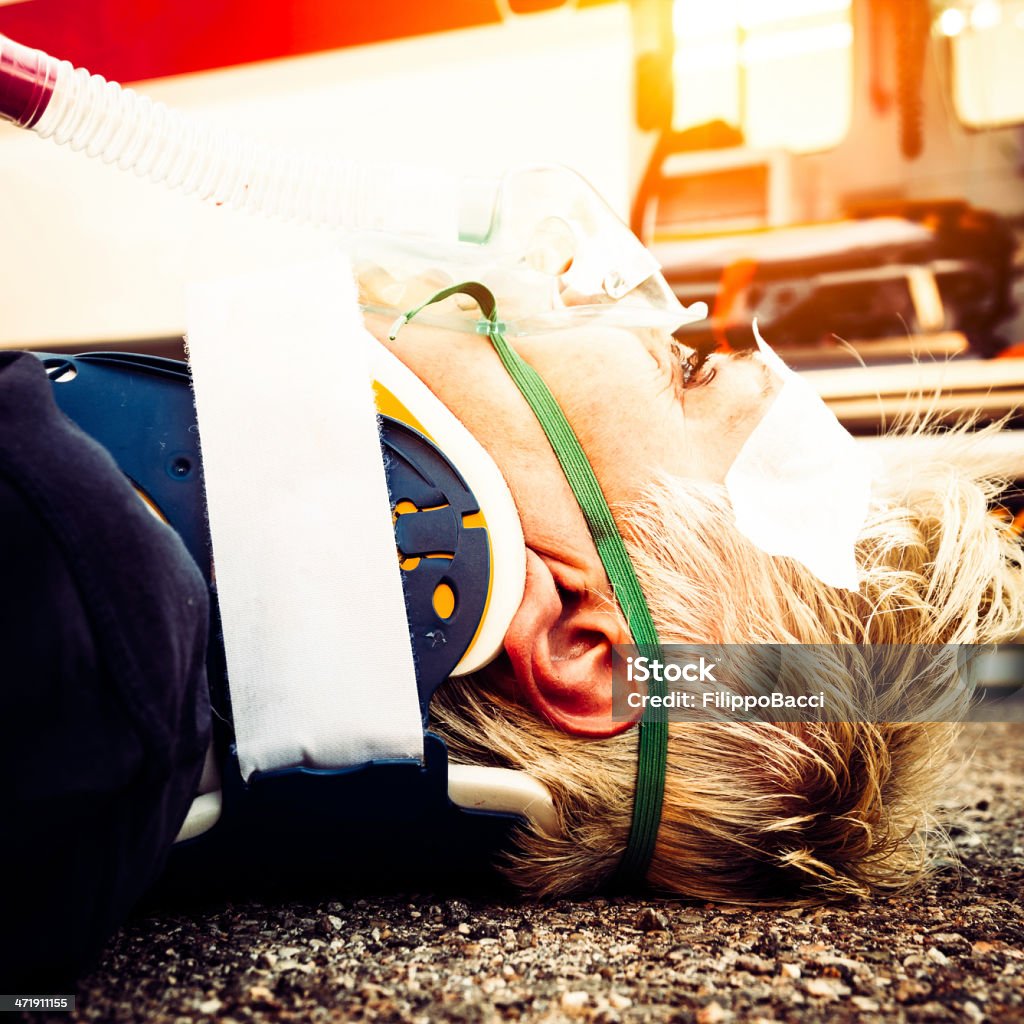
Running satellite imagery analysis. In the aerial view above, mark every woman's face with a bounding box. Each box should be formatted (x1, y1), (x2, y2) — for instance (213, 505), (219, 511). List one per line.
(365, 313), (780, 578)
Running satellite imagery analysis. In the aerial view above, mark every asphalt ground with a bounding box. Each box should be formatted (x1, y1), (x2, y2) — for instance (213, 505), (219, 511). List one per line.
(16, 722), (1024, 1024)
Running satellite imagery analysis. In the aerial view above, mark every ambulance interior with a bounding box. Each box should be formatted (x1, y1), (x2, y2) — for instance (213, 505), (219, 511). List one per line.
(636, 0), (1024, 701)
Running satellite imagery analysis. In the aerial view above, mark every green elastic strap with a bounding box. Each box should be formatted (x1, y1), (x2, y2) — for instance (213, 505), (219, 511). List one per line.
(391, 282), (667, 888)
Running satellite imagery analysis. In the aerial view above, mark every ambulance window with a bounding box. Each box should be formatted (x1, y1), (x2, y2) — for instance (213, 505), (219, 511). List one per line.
(671, 0), (853, 153)
(942, 1), (1024, 128)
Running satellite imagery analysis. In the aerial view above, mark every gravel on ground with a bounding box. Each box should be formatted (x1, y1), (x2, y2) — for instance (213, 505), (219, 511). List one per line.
(20, 723), (1024, 1024)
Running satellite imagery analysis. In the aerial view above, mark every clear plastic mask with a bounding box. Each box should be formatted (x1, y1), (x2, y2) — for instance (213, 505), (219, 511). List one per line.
(349, 164), (707, 337)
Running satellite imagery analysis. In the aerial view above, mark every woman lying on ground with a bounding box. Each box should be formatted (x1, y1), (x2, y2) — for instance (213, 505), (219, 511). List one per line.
(2, 274), (1021, 989)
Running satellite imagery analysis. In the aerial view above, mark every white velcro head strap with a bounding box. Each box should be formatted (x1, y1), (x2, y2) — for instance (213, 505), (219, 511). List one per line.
(724, 323), (875, 591)
(186, 255), (424, 780)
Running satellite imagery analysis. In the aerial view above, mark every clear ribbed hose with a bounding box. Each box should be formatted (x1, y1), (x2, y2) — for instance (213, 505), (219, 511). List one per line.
(32, 59), (462, 238)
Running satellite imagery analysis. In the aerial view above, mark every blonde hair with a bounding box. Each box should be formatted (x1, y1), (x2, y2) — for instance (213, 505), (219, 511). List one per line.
(431, 424), (1024, 902)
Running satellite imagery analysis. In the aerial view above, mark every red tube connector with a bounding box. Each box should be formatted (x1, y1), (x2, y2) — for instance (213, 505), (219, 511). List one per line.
(0, 35), (58, 128)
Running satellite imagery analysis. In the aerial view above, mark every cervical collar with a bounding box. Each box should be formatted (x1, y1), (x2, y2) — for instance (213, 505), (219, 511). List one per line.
(364, 331), (526, 676)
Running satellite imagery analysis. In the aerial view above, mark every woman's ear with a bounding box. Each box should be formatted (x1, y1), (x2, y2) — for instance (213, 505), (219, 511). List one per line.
(503, 549), (638, 737)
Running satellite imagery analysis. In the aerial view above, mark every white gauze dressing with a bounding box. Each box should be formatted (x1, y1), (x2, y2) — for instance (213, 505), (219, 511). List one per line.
(186, 255), (423, 780)
(724, 323), (875, 590)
